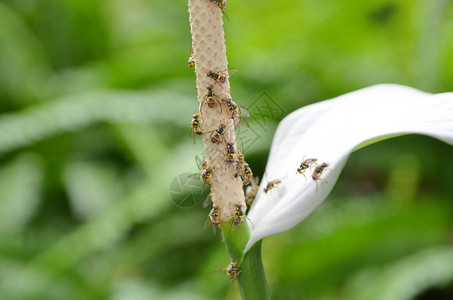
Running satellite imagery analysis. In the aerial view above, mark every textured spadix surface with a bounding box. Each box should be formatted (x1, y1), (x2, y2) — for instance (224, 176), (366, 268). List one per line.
(245, 84), (453, 252)
(188, 0), (245, 220)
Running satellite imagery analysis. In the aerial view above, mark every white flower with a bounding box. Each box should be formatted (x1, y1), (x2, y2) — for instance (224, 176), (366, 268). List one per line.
(245, 84), (453, 252)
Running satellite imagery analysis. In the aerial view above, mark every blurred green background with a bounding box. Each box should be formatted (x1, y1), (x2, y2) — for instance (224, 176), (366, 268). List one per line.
(0, 0), (452, 299)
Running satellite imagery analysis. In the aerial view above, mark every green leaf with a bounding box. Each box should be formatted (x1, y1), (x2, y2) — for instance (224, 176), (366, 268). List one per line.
(64, 162), (122, 221)
(0, 153), (43, 234)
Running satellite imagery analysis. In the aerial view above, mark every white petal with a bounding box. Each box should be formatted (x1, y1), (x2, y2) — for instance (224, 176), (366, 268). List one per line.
(245, 84), (453, 252)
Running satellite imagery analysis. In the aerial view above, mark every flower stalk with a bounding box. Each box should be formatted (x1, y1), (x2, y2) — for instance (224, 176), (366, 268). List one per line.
(238, 241), (270, 300)
(188, 0), (269, 298)
(188, 0), (245, 223)
(220, 221), (270, 300)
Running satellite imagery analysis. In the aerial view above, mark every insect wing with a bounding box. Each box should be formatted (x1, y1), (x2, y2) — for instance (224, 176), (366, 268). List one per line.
(230, 218), (243, 232)
(191, 129), (197, 144)
(234, 115), (249, 128)
(230, 221), (239, 232)
(238, 105), (251, 117)
(221, 8), (230, 21)
(216, 98), (223, 114)
(250, 176), (259, 188)
(214, 268), (227, 274)
(208, 68), (238, 77)
(195, 155), (205, 170)
(187, 43), (195, 67)
(202, 215), (212, 229)
(188, 172), (200, 179)
(201, 95), (222, 115)
(233, 105), (250, 128)
(227, 68), (239, 76)
(203, 193), (212, 208)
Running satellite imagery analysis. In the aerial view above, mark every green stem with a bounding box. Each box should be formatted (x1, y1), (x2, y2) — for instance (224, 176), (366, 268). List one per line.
(221, 220), (250, 261)
(238, 241), (270, 300)
(220, 222), (270, 300)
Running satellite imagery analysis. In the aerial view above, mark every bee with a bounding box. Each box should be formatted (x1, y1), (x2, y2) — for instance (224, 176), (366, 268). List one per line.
(209, 123), (227, 145)
(207, 68), (238, 84)
(226, 142), (236, 164)
(188, 55), (195, 67)
(207, 70), (227, 84)
(206, 84), (216, 106)
(232, 149), (252, 185)
(216, 261), (240, 280)
(188, 44), (195, 67)
(245, 178), (259, 206)
(236, 148), (244, 165)
(206, 68), (238, 94)
(312, 162), (329, 181)
(209, 205), (221, 226)
(203, 205), (221, 234)
(234, 161), (242, 178)
(200, 166), (214, 185)
(242, 163), (253, 185)
(264, 179), (281, 194)
(189, 158), (213, 194)
(233, 203), (244, 225)
(223, 97), (250, 128)
(201, 84), (222, 114)
(225, 261), (240, 279)
(197, 157), (208, 170)
(234, 148), (244, 177)
(245, 186), (258, 206)
(191, 112), (202, 143)
(209, 0), (230, 21)
(210, 0), (226, 9)
(230, 203), (245, 232)
(296, 157), (317, 177)
(234, 149), (249, 185)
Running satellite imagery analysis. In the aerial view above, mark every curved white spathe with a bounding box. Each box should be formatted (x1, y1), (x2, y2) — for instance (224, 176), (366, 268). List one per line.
(245, 84), (453, 252)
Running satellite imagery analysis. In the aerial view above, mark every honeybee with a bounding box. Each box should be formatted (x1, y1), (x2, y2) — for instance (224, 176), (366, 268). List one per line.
(264, 179), (281, 193)
(209, 0), (230, 21)
(210, 0), (226, 9)
(230, 203), (245, 231)
(191, 112), (202, 143)
(233, 150), (252, 185)
(233, 148), (253, 185)
(236, 148), (244, 166)
(312, 162), (329, 181)
(242, 163), (253, 185)
(188, 55), (195, 67)
(207, 70), (227, 84)
(209, 123), (227, 145)
(205, 84), (216, 107)
(245, 177), (259, 206)
(296, 157), (317, 177)
(216, 261), (240, 280)
(209, 205), (221, 226)
(234, 148), (244, 176)
(189, 157), (213, 194)
(201, 85), (222, 114)
(234, 161), (242, 179)
(206, 69), (237, 86)
(223, 97), (250, 128)
(200, 166), (213, 185)
(188, 44), (195, 67)
(203, 205), (221, 234)
(226, 142), (236, 164)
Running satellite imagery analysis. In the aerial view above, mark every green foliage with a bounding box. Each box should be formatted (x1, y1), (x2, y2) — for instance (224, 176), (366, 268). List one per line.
(0, 0), (452, 299)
